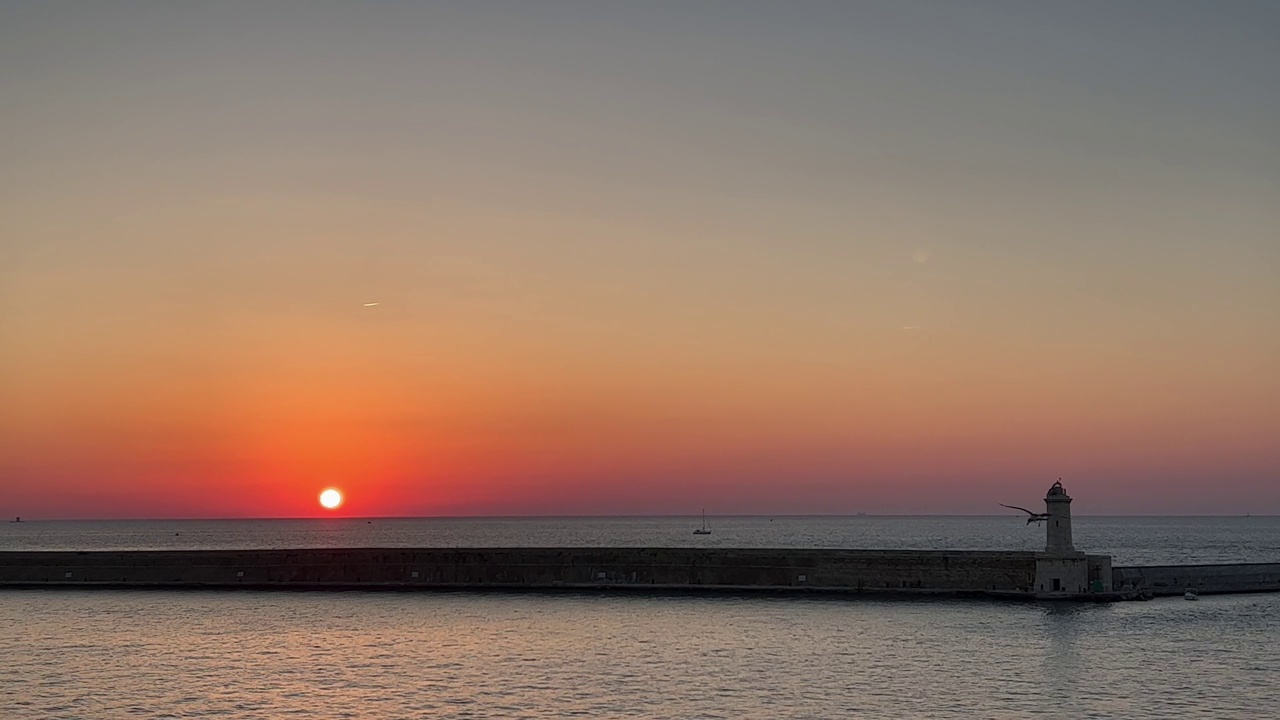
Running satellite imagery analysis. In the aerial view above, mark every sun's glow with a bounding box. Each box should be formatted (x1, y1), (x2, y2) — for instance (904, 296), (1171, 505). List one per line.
(319, 488), (343, 510)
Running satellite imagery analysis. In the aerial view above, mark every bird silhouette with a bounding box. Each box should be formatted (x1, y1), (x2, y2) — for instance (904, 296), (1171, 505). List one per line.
(1000, 504), (1049, 525)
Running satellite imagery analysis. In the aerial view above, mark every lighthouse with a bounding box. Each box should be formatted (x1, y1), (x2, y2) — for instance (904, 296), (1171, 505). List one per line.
(1030, 479), (1110, 597)
(1044, 479), (1074, 554)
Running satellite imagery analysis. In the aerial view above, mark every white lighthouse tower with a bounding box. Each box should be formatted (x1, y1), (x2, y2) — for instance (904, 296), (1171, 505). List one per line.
(1044, 479), (1074, 554)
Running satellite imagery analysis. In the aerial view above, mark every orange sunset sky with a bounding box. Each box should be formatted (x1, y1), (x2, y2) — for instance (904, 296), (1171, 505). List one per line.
(2, 2), (1277, 518)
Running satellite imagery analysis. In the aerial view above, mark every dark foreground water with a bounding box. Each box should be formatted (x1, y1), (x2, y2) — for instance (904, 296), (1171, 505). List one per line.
(2, 589), (1277, 719)
(3, 515), (1279, 565)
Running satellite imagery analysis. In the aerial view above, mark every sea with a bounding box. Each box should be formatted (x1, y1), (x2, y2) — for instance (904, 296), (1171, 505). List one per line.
(3, 515), (1278, 719)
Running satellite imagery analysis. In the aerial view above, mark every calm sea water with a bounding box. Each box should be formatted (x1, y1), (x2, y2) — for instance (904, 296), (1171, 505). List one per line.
(4, 517), (1278, 719)
(2, 589), (1277, 719)
(2, 515), (1278, 565)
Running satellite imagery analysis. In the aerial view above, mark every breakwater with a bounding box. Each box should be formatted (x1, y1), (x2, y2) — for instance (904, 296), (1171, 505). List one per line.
(0, 547), (1057, 597)
(6, 548), (1272, 599)
(1114, 563), (1280, 596)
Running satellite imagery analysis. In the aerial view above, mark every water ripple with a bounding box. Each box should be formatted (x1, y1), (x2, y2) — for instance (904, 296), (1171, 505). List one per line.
(2, 591), (1277, 718)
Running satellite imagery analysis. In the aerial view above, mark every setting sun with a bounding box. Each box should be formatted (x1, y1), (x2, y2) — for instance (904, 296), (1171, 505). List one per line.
(319, 488), (343, 510)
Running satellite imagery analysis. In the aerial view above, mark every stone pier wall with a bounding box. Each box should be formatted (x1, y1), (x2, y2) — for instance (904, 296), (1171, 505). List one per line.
(0, 548), (1042, 596)
(1113, 563), (1280, 596)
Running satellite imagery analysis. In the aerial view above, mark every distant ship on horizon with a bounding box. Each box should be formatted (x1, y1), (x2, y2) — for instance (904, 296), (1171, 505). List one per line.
(693, 510), (711, 535)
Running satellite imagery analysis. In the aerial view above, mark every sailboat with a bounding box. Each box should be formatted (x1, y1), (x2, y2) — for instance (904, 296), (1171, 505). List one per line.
(693, 510), (711, 535)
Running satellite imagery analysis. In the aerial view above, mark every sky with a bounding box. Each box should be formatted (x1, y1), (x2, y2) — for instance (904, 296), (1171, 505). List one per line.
(1, 1), (1277, 519)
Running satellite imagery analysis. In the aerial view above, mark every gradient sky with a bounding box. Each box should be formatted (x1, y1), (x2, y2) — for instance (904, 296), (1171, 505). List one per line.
(2, 1), (1277, 519)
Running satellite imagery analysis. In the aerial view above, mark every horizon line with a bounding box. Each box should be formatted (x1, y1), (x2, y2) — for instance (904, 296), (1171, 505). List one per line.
(6, 512), (1276, 523)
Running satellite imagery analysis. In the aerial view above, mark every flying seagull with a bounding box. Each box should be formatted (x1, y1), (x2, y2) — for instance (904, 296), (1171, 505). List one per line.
(1000, 503), (1049, 525)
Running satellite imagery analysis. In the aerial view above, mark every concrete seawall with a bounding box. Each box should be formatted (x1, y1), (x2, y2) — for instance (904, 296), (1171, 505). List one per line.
(12, 549), (1274, 599)
(0, 548), (1048, 597)
(1114, 563), (1280, 596)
